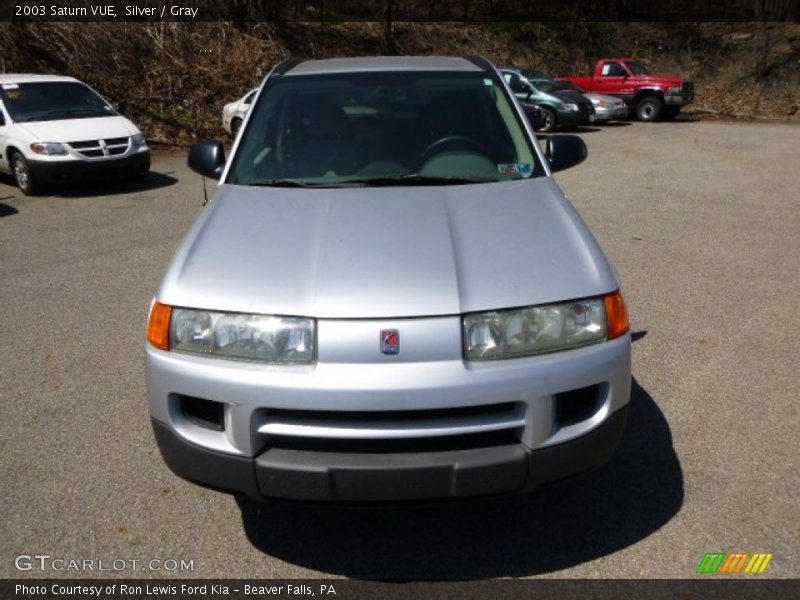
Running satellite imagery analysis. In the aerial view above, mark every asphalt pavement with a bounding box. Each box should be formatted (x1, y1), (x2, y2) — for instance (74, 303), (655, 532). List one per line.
(1, 119), (798, 579)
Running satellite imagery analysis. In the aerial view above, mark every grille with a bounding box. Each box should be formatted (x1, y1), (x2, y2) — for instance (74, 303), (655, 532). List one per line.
(67, 136), (130, 158)
(256, 402), (526, 453)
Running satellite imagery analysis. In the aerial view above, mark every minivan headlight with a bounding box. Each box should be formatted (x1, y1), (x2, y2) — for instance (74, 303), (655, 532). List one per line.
(131, 133), (147, 147)
(151, 306), (315, 364)
(463, 292), (628, 361)
(30, 142), (68, 156)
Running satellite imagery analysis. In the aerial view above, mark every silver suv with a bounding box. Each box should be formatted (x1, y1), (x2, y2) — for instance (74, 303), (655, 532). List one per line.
(146, 56), (631, 502)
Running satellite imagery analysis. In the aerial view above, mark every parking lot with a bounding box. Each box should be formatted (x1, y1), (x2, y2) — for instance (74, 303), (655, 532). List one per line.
(1, 119), (798, 579)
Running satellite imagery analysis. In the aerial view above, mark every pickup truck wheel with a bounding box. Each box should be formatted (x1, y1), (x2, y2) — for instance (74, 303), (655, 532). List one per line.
(539, 107), (558, 132)
(11, 152), (43, 196)
(635, 96), (663, 122)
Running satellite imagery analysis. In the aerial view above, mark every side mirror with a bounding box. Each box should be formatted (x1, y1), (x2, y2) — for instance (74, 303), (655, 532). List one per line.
(188, 141), (226, 180)
(546, 134), (587, 172)
(114, 102), (126, 115)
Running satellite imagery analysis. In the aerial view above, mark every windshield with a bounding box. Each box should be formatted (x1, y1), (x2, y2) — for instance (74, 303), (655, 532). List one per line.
(553, 80), (585, 93)
(228, 71), (542, 187)
(626, 61), (654, 76)
(530, 79), (566, 94)
(1, 81), (115, 123)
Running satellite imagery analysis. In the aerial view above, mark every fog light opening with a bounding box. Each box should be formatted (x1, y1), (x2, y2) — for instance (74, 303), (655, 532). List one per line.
(555, 384), (603, 427)
(179, 395), (225, 431)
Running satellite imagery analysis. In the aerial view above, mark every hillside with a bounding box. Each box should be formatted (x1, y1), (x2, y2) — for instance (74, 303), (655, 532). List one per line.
(1, 21), (798, 144)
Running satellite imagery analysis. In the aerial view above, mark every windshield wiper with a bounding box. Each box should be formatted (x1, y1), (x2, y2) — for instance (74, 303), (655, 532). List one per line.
(338, 174), (497, 186)
(246, 179), (339, 188)
(43, 109), (108, 119)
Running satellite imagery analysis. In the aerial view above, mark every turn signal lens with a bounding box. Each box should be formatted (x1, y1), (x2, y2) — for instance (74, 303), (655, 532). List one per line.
(147, 302), (172, 350)
(605, 290), (629, 340)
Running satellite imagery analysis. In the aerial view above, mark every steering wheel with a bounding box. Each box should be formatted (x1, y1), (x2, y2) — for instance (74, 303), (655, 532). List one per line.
(421, 136), (485, 162)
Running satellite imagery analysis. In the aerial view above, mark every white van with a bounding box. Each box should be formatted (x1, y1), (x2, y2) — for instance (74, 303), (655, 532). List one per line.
(0, 74), (150, 195)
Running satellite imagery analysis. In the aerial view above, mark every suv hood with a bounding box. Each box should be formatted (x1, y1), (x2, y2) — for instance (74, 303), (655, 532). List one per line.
(17, 116), (137, 142)
(158, 178), (618, 319)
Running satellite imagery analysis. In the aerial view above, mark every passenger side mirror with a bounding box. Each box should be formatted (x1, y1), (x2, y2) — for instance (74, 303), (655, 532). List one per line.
(545, 135), (588, 172)
(188, 141), (226, 180)
(114, 101), (126, 115)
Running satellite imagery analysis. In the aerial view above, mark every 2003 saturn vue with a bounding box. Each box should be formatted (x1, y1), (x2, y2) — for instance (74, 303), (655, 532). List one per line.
(146, 56), (631, 502)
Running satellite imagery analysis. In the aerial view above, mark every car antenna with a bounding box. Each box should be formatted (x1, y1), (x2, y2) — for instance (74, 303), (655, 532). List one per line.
(201, 177), (209, 207)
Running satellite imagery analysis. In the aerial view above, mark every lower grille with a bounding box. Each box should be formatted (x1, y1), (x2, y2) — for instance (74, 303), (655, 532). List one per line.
(256, 402), (526, 453)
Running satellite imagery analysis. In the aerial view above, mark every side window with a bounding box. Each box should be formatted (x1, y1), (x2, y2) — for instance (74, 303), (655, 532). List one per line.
(601, 62), (627, 77)
(505, 73), (527, 94)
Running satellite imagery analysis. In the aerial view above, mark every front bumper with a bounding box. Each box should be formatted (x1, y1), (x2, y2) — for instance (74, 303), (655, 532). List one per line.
(664, 92), (694, 107)
(147, 324), (631, 502)
(590, 106), (629, 122)
(152, 404), (628, 502)
(27, 150), (150, 183)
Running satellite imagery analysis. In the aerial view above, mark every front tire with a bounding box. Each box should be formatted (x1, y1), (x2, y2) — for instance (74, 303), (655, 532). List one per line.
(11, 152), (43, 196)
(635, 96), (663, 122)
(538, 107), (558, 133)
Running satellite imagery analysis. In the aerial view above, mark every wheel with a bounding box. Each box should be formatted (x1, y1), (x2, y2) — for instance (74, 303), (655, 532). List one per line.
(635, 96), (663, 122)
(538, 107), (558, 133)
(10, 152), (42, 196)
(661, 106), (680, 121)
(230, 118), (243, 137)
(421, 135), (484, 161)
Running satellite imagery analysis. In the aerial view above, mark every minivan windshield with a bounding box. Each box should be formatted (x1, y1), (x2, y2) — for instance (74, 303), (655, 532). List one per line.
(1, 81), (115, 123)
(228, 71), (542, 187)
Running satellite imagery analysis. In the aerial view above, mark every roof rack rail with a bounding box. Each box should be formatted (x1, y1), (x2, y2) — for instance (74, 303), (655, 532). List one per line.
(272, 57), (308, 76)
(463, 55), (495, 72)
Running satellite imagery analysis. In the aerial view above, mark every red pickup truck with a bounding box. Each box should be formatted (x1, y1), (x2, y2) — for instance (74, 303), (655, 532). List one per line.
(558, 58), (695, 122)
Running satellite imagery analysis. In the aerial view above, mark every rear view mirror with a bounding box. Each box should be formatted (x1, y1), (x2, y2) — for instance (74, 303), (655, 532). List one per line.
(546, 135), (587, 172)
(188, 141), (226, 180)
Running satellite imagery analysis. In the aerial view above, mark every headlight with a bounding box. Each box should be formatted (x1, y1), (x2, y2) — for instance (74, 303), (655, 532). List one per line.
(131, 133), (147, 147)
(561, 103), (579, 111)
(148, 304), (315, 363)
(30, 142), (68, 156)
(596, 101), (609, 108)
(463, 292), (628, 361)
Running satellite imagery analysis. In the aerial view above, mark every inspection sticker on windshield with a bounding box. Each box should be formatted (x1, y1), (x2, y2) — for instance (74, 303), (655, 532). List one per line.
(498, 163), (532, 175)
(2, 84), (19, 90)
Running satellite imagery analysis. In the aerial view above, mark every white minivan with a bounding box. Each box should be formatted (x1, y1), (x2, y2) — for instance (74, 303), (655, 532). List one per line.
(0, 74), (150, 195)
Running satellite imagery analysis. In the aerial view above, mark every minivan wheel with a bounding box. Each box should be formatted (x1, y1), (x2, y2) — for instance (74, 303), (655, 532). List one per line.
(539, 107), (558, 132)
(11, 152), (42, 196)
(635, 96), (663, 122)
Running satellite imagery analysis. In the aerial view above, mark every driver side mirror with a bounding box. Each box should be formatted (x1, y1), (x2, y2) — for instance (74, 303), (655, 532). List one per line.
(188, 141), (226, 180)
(114, 101), (126, 115)
(545, 135), (587, 172)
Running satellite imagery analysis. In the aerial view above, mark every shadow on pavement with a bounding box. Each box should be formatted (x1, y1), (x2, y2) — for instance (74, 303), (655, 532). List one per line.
(53, 170), (179, 197)
(237, 370), (683, 579)
(0, 202), (18, 217)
